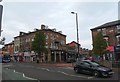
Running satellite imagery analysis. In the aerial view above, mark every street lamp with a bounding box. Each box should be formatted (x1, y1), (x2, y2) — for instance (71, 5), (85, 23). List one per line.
(71, 12), (80, 58)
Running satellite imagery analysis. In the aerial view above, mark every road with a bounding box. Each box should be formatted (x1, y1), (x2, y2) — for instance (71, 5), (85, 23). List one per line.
(2, 62), (120, 81)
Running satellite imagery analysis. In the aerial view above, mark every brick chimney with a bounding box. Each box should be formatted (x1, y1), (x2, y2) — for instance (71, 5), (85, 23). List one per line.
(41, 24), (46, 30)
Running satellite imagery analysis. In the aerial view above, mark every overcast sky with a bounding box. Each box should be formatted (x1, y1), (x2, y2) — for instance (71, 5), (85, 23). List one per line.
(0, 0), (119, 49)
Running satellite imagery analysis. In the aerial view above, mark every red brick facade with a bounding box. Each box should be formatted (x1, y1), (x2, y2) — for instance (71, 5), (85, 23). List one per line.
(4, 41), (14, 56)
(14, 25), (66, 62)
(91, 20), (120, 60)
(91, 20), (120, 47)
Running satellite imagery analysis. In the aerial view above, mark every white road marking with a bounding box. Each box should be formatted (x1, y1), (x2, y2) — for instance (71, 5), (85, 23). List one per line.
(41, 68), (50, 71)
(46, 69), (50, 71)
(5, 68), (9, 70)
(57, 71), (94, 79)
(11, 69), (39, 81)
(13, 70), (22, 74)
(23, 73), (38, 80)
(3, 65), (12, 68)
(88, 76), (94, 79)
(37, 67), (94, 79)
(58, 67), (73, 70)
(7, 64), (94, 80)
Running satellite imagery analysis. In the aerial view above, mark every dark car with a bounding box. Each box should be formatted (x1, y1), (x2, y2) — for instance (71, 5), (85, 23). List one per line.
(74, 60), (114, 77)
(2, 57), (11, 63)
(2, 55), (11, 63)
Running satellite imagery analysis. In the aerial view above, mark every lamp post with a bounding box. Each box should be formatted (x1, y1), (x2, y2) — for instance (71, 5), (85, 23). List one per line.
(71, 12), (80, 58)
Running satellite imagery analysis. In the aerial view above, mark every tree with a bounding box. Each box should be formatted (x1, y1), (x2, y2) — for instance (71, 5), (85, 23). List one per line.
(93, 32), (107, 56)
(32, 31), (46, 63)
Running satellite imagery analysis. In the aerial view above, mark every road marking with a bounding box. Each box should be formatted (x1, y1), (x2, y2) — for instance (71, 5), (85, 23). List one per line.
(12, 69), (39, 81)
(38, 67), (94, 79)
(13, 70), (22, 74)
(5, 68), (9, 70)
(23, 73), (38, 80)
(41, 68), (50, 71)
(88, 76), (94, 79)
(57, 71), (94, 79)
(58, 67), (73, 70)
(3, 65), (12, 68)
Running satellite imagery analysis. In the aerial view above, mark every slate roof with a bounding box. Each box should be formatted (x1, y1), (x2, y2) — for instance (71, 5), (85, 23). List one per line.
(91, 20), (120, 30)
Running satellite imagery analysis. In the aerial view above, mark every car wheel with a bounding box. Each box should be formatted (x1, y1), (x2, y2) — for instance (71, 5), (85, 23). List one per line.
(94, 71), (99, 77)
(74, 68), (79, 73)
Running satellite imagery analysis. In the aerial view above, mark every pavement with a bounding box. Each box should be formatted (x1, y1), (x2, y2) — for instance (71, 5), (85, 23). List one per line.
(40, 63), (74, 67)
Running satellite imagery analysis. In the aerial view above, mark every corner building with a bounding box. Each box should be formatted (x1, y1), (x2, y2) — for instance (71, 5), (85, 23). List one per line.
(14, 25), (67, 63)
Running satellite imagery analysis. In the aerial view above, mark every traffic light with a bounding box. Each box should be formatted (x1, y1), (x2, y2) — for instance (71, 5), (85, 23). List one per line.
(0, 4), (3, 36)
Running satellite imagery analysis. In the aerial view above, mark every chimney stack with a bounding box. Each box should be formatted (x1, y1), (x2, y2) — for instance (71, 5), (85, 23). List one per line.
(41, 24), (46, 29)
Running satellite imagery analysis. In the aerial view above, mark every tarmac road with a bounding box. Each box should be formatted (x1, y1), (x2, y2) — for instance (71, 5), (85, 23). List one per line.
(2, 62), (119, 81)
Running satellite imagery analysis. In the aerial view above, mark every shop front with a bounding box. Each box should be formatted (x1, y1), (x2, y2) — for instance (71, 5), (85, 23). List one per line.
(50, 49), (66, 63)
(114, 45), (120, 61)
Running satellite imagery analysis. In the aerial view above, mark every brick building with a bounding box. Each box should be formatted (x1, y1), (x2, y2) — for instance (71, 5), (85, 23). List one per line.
(66, 41), (89, 59)
(14, 25), (66, 63)
(3, 41), (14, 56)
(14, 36), (20, 54)
(91, 20), (120, 61)
(66, 41), (80, 59)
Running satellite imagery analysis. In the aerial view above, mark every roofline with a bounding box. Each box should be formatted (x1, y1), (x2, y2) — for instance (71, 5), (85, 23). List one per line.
(41, 29), (66, 37)
(4, 41), (14, 46)
(90, 20), (120, 30)
(14, 29), (66, 38)
(66, 41), (81, 45)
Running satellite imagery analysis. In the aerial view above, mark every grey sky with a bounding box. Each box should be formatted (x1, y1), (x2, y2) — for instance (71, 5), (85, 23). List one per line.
(0, 0), (119, 49)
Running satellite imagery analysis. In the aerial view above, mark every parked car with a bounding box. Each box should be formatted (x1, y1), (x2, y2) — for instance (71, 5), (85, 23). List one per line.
(74, 60), (114, 77)
(2, 54), (11, 63)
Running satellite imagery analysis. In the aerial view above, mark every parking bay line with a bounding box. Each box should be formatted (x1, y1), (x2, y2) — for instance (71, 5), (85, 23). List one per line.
(6, 68), (38, 80)
(22, 73), (38, 80)
(58, 67), (73, 70)
(13, 70), (38, 80)
(57, 71), (94, 79)
(36, 67), (92, 79)
(37, 67), (94, 79)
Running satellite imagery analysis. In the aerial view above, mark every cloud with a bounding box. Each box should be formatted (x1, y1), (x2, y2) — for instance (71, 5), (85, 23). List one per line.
(1, 2), (118, 50)
(2, 0), (119, 2)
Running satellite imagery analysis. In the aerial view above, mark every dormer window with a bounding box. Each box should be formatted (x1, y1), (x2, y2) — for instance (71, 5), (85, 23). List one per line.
(97, 29), (101, 32)
(102, 28), (106, 36)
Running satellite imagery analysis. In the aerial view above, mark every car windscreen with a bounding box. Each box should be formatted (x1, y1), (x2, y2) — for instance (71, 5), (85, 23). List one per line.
(90, 61), (100, 67)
